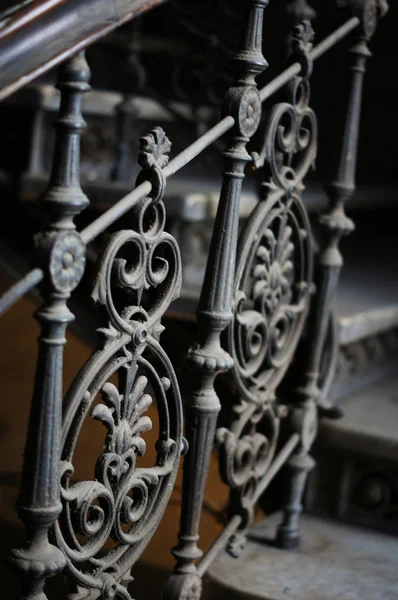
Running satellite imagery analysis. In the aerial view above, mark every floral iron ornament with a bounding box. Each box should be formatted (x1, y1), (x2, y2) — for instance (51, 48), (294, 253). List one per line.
(52, 128), (185, 600)
(217, 20), (315, 555)
(218, 190), (313, 553)
(91, 377), (153, 479)
(229, 204), (311, 401)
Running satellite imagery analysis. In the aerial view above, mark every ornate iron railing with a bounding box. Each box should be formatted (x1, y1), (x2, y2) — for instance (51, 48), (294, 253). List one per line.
(0, 1), (388, 599)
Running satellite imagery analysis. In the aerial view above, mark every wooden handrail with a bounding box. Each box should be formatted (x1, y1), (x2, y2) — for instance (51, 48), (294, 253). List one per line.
(0, 0), (169, 101)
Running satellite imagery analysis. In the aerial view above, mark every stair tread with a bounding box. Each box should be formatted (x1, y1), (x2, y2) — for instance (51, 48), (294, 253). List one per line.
(320, 372), (398, 460)
(336, 262), (398, 345)
(206, 513), (398, 600)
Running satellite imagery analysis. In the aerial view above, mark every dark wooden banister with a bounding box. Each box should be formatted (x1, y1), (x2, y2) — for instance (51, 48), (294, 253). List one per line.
(0, 0), (169, 102)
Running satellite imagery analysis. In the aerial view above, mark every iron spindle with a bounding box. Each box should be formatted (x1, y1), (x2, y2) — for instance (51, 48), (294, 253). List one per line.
(218, 18), (315, 554)
(8, 52), (90, 600)
(276, 0), (388, 549)
(164, 2), (269, 599)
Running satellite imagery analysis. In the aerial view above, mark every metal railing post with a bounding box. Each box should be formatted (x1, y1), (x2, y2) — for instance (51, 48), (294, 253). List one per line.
(165, 2), (269, 599)
(8, 51), (90, 600)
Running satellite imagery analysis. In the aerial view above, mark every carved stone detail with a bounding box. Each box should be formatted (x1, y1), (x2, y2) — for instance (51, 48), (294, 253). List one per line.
(324, 328), (398, 400)
(351, 464), (398, 524)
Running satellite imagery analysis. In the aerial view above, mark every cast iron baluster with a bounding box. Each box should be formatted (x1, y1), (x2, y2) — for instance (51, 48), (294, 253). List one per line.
(8, 52), (90, 599)
(217, 19), (316, 557)
(165, 2), (268, 599)
(276, 0), (387, 549)
(52, 127), (184, 600)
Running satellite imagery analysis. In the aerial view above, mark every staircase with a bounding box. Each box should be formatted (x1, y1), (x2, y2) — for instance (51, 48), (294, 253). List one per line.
(0, 1), (397, 600)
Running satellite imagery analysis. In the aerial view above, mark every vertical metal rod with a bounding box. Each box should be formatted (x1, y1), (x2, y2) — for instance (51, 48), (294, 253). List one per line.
(301, 10), (378, 414)
(164, 2), (269, 599)
(8, 52), (90, 600)
(277, 1), (386, 549)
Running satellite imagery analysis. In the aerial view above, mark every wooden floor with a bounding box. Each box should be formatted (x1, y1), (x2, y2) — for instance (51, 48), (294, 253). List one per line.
(0, 271), (245, 598)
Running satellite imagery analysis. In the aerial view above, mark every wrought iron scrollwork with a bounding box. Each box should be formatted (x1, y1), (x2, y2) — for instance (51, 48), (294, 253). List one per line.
(217, 207), (313, 554)
(52, 127), (184, 600)
(1, 2), (393, 599)
(225, 197), (312, 399)
(253, 20), (316, 189)
(217, 19), (315, 555)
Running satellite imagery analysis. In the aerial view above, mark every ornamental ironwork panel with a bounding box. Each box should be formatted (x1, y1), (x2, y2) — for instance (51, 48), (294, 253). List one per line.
(216, 19), (316, 555)
(53, 127), (185, 600)
(0, 1), (390, 599)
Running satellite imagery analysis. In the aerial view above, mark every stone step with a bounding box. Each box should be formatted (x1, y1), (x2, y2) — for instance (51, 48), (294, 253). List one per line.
(305, 371), (398, 534)
(205, 512), (398, 600)
(320, 372), (398, 461)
